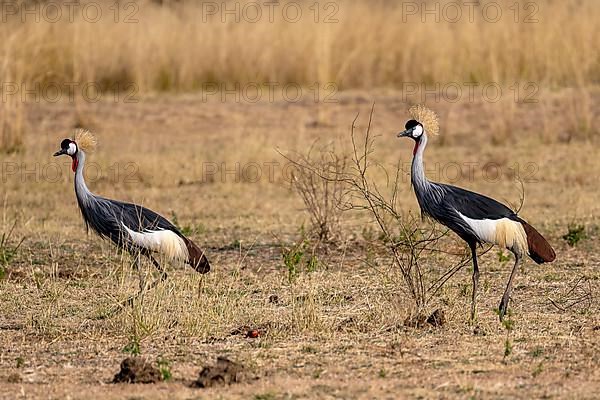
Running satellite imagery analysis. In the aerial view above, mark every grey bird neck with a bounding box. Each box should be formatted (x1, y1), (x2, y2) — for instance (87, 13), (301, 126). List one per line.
(74, 150), (95, 205)
(411, 133), (430, 192)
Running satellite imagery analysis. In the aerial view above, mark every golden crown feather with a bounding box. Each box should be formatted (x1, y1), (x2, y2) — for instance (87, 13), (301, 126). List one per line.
(72, 129), (97, 153)
(409, 104), (439, 136)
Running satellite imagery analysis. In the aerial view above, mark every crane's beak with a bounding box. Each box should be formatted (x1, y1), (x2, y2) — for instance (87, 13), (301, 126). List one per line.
(53, 148), (67, 157)
(397, 128), (413, 138)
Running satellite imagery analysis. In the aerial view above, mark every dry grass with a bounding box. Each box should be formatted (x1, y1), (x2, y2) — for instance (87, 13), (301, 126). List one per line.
(0, 96), (25, 153)
(0, 42), (26, 153)
(285, 142), (348, 242)
(0, 93), (599, 398)
(0, 0), (598, 92)
(2, 0), (598, 152)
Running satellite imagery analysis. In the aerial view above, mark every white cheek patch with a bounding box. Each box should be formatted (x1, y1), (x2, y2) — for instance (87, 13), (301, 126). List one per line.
(67, 142), (77, 155)
(412, 125), (423, 137)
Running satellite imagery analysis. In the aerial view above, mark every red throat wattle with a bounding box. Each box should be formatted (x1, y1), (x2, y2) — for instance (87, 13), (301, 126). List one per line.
(413, 141), (419, 156)
(71, 157), (79, 172)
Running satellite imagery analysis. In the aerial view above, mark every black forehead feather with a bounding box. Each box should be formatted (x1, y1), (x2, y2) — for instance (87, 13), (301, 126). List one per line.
(405, 119), (420, 129)
(60, 138), (73, 149)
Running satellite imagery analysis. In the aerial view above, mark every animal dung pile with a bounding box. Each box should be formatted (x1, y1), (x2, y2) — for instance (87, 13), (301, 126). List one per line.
(191, 357), (250, 388)
(426, 309), (446, 327)
(112, 357), (163, 384)
(403, 308), (446, 328)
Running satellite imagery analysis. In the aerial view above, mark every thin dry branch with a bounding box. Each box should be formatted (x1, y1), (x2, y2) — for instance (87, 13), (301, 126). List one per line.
(281, 141), (349, 242)
(282, 106), (476, 314)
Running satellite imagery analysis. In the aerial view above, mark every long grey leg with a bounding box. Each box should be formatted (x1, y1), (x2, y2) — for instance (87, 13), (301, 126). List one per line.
(98, 253), (169, 319)
(122, 253), (168, 307)
(144, 254), (169, 291)
(469, 242), (479, 323)
(132, 252), (145, 292)
(499, 252), (522, 321)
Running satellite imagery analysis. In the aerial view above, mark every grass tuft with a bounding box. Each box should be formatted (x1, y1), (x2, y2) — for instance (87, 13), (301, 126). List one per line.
(562, 225), (586, 247)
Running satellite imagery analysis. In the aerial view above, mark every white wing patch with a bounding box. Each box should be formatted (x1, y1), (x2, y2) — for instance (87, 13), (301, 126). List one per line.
(122, 224), (189, 261)
(457, 212), (527, 254)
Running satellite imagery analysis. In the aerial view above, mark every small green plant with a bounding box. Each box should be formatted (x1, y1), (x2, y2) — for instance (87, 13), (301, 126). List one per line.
(301, 345), (318, 354)
(502, 317), (514, 332)
(459, 283), (470, 297)
(532, 362), (544, 377)
(254, 394), (276, 400)
(157, 357), (172, 381)
(543, 273), (561, 282)
(504, 338), (513, 358)
(0, 221), (25, 275)
(395, 228), (422, 245)
(312, 368), (322, 379)
(15, 357), (24, 368)
(497, 250), (510, 263)
(281, 235), (321, 284)
(529, 346), (544, 358)
(562, 224), (586, 247)
(361, 226), (376, 242)
(282, 244), (303, 283)
(501, 311), (515, 360)
(122, 336), (141, 356)
(170, 211), (194, 236)
(378, 368), (387, 378)
(306, 255), (319, 272)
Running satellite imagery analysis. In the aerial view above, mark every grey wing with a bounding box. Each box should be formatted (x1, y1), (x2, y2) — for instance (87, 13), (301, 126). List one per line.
(439, 184), (517, 220)
(423, 183), (519, 244)
(112, 200), (180, 234)
(417, 183), (487, 244)
(79, 197), (181, 249)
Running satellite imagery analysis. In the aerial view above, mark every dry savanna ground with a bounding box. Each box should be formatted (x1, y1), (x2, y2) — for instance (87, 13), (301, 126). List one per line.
(0, 90), (599, 399)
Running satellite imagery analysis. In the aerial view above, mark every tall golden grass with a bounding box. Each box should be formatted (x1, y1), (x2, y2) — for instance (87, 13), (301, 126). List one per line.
(0, 35), (25, 153)
(0, 0), (598, 92)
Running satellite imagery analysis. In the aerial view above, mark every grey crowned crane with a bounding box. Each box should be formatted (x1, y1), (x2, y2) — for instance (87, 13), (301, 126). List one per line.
(397, 105), (555, 321)
(54, 130), (210, 305)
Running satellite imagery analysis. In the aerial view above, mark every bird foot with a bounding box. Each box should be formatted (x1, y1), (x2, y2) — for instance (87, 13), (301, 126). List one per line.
(498, 295), (510, 321)
(470, 309), (478, 325)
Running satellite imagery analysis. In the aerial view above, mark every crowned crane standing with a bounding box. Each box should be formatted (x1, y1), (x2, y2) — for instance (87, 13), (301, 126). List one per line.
(396, 105), (555, 321)
(54, 130), (210, 307)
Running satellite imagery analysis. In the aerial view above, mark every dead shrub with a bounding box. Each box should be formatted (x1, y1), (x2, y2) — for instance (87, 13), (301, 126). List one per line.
(293, 107), (475, 318)
(284, 143), (348, 243)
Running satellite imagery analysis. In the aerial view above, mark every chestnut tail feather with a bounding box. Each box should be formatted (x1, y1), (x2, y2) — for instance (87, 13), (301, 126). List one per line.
(183, 237), (211, 273)
(520, 220), (556, 264)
